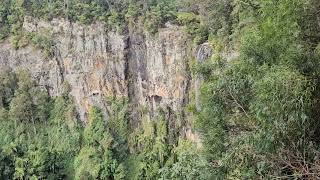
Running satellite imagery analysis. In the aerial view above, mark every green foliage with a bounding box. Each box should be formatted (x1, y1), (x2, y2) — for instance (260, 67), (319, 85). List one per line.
(0, 0), (182, 38)
(0, 1), (10, 40)
(75, 106), (123, 180)
(84, 107), (110, 146)
(125, 4), (139, 26)
(107, 9), (125, 34)
(143, 1), (177, 34)
(114, 163), (126, 180)
(74, 146), (102, 179)
(48, 95), (81, 154)
(7, 0), (24, 34)
(176, 12), (199, 25)
(0, 143), (15, 179)
(106, 96), (129, 161)
(0, 71), (80, 179)
(159, 139), (212, 180)
(175, 9), (208, 45)
(27, 32), (55, 58)
(251, 66), (313, 145)
(2, 78), (201, 180)
(124, 111), (206, 179)
(178, 0), (233, 45)
(0, 70), (17, 108)
(9, 90), (33, 125)
(194, 0), (320, 178)
(3, 0), (320, 179)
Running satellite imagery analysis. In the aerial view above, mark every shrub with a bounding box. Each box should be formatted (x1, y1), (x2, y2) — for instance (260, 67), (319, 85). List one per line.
(176, 12), (199, 25)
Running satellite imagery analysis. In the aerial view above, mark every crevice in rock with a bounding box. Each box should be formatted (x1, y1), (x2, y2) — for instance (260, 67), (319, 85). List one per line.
(53, 46), (65, 85)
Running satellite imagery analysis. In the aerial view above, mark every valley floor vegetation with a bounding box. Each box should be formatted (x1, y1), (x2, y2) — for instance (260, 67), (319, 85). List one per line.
(1, 0), (320, 179)
(0, 70), (209, 179)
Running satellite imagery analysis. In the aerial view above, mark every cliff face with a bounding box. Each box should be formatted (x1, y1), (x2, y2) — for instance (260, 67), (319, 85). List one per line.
(0, 17), (191, 125)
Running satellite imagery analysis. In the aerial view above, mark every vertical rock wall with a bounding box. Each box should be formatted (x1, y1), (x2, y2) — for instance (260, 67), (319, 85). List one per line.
(0, 17), (191, 125)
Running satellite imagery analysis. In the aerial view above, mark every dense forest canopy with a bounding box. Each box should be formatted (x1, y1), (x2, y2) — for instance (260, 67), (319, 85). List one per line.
(1, 0), (320, 179)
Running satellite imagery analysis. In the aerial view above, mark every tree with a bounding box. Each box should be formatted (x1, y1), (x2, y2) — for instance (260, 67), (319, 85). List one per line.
(9, 91), (33, 131)
(74, 146), (102, 180)
(84, 106), (112, 147)
(75, 106), (122, 179)
(0, 70), (16, 108)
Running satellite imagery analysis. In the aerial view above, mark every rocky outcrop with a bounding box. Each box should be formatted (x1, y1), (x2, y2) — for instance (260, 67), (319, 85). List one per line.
(195, 43), (213, 110)
(194, 43), (239, 110)
(0, 17), (191, 124)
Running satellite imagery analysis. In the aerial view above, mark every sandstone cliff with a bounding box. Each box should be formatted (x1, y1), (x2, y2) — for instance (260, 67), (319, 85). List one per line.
(0, 17), (192, 128)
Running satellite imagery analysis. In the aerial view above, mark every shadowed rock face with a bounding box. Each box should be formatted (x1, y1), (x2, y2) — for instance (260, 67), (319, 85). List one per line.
(195, 43), (213, 110)
(0, 17), (191, 125)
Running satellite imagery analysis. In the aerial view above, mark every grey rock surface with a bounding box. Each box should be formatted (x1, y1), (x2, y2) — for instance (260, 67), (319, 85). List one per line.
(195, 43), (213, 110)
(0, 17), (191, 125)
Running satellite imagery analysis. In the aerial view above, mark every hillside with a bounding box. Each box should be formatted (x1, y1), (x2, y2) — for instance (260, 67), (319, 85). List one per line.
(1, 0), (320, 179)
